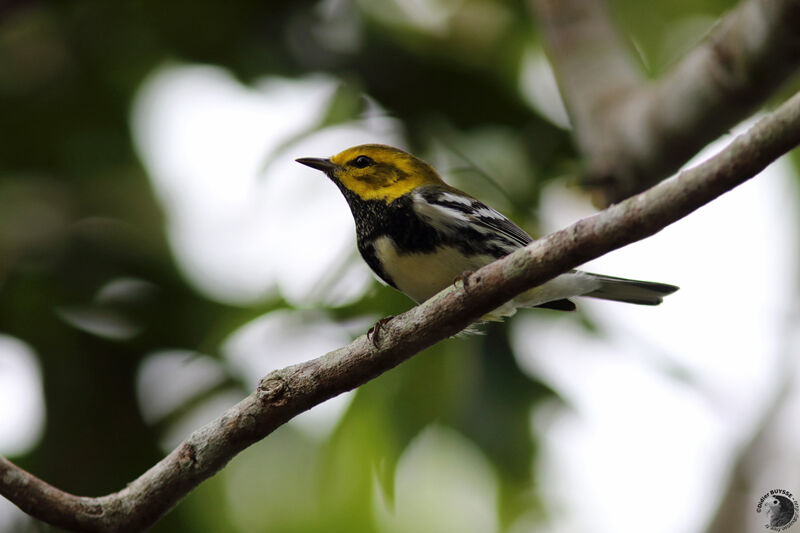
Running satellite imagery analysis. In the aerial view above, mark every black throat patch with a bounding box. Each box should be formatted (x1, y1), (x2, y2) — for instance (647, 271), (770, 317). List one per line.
(335, 190), (440, 287)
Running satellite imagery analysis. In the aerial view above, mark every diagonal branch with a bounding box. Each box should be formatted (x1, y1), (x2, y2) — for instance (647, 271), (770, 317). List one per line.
(1, 92), (799, 532)
(534, 0), (800, 204)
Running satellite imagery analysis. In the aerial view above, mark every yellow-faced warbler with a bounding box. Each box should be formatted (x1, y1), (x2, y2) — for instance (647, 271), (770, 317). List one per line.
(297, 144), (677, 319)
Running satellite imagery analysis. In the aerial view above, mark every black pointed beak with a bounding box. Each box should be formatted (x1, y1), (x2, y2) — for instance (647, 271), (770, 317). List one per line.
(296, 157), (337, 173)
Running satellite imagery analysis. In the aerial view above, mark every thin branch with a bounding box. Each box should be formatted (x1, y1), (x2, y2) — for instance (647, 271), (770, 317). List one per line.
(534, 0), (800, 203)
(1, 92), (799, 532)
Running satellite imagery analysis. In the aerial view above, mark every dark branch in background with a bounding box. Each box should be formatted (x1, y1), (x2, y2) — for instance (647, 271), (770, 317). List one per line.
(0, 87), (798, 532)
(704, 378), (792, 533)
(533, 0), (800, 204)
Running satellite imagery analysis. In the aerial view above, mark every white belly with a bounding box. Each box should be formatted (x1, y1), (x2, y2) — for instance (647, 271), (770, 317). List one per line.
(372, 236), (604, 318)
(373, 236), (495, 303)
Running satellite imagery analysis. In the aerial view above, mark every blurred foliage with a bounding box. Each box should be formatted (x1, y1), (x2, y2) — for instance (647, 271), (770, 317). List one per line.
(0, 0), (756, 531)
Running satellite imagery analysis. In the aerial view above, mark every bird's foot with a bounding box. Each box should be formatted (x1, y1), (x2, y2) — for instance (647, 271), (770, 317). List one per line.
(367, 316), (394, 347)
(453, 271), (474, 291)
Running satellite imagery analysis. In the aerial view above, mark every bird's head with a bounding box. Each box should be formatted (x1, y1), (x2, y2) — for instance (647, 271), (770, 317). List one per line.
(296, 144), (445, 203)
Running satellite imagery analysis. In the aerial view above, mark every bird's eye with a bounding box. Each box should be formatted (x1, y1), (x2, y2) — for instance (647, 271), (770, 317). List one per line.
(351, 155), (374, 168)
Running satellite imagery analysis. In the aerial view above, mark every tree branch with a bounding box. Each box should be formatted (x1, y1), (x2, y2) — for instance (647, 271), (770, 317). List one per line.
(534, 0), (800, 203)
(1, 92), (799, 532)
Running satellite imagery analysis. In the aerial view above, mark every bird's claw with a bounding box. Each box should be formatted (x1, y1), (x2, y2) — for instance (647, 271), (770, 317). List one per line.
(453, 271), (474, 291)
(367, 316), (394, 347)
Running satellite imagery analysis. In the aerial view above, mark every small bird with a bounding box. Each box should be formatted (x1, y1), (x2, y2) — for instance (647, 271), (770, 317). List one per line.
(297, 144), (677, 320)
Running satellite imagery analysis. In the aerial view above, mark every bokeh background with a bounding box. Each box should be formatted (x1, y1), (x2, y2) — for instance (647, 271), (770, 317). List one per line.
(1, 1), (799, 532)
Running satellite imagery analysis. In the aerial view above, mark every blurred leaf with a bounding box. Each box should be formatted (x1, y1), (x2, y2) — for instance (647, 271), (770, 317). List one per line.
(466, 322), (556, 525)
(325, 322), (557, 527)
(319, 81), (368, 128)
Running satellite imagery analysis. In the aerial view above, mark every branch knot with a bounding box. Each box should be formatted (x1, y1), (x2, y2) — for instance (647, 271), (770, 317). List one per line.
(257, 375), (288, 404)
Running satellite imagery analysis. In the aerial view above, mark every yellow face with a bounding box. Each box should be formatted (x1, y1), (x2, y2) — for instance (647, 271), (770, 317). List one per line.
(328, 144), (444, 203)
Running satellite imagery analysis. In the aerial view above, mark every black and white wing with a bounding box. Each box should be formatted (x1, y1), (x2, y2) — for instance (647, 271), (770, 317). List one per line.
(412, 188), (533, 256)
(412, 187), (579, 311)
(409, 187), (676, 314)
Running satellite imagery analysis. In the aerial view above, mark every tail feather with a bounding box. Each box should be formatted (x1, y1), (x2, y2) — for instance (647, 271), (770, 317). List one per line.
(483, 271), (678, 321)
(582, 273), (679, 306)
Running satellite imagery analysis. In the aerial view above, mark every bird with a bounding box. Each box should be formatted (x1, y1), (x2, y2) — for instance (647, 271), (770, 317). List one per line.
(296, 144), (677, 322)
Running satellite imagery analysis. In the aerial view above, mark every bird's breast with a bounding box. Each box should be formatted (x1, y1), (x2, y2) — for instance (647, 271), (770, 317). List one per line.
(372, 235), (494, 303)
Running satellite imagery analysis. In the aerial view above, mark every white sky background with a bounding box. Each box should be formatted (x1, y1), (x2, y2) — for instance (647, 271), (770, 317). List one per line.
(0, 57), (798, 532)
